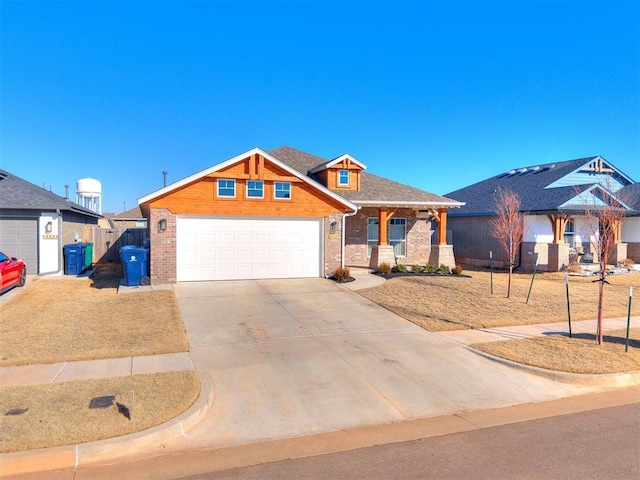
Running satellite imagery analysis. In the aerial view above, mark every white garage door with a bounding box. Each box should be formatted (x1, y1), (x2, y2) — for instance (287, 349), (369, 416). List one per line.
(176, 217), (322, 281)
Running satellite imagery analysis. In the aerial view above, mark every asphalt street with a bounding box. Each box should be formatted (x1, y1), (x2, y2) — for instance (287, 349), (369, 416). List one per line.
(179, 403), (640, 480)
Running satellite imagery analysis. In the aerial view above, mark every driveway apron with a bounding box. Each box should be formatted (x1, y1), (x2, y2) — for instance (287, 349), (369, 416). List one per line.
(166, 278), (606, 450)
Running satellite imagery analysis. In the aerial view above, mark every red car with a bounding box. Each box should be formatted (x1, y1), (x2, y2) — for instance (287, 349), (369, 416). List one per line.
(0, 251), (26, 292)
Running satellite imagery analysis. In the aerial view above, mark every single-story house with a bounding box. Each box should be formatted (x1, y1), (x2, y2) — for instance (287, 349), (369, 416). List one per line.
(619, 182), (640, 261)
(444, 156), (639, 271)
(102, 206), (147, 228)
(138, 146), (464, 283)
(0, 169), (102, 275)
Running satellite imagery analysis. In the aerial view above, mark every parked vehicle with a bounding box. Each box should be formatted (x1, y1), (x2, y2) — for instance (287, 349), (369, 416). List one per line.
(0, 251), (26, 292)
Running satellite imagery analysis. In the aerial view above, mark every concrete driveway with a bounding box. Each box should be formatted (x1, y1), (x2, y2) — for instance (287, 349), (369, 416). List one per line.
(163, 277), (606, 452)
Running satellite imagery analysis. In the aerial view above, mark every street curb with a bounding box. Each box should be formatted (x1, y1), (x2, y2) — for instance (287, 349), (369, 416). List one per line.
(467, 346), (640, 388)
(0, 372), (215, 477)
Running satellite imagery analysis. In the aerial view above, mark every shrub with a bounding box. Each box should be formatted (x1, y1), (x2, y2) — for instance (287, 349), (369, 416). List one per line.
(437, 264), (451, 274)
(377, 262), (392, 274)
(333, 267), (351, 282)
(411, 264), (424, 273)
(618, 258), (635, 269)
(425, 263), (437, 273)
(453, 264), (463, 275)
(566, 261), (582, 273)
(393, 264), (407, 273)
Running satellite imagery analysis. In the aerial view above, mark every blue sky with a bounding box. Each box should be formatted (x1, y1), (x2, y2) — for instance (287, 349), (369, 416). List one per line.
(2, 0), (639, 213)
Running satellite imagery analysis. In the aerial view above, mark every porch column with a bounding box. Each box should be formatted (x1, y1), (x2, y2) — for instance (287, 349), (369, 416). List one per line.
(428, 207), (448, 245)
(377, 207), (394, 246)
(613, 219), (622, 244)
(369, 207), (396, 269)
(547, 214), (569, 244)
(428, 207), (456, 269)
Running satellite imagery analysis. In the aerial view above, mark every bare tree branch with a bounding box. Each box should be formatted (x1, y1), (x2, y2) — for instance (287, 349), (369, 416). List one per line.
(489, 188), (525, 298)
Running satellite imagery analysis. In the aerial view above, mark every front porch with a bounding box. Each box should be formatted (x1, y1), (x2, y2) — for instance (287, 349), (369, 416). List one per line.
(343, 206), (457, 270)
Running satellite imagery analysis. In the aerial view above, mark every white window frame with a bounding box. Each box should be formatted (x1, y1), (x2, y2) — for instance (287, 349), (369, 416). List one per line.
(366, 217), (407, 257)
(274, 181), (291, 200)
(217, 179), (236, 198)
(367, 217), (379, 257)
(564, 219), (576, 248)
(338, 169), (350, 186)
(246, 180), (264, 199)
(388, 218), (407, 257)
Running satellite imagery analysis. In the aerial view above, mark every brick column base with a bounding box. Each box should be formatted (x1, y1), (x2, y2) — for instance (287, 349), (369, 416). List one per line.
(610, 243), (628, 265)
(548, 243), (570, 272)
(429, 244), (456, 269)
(369, 245), (396, 269)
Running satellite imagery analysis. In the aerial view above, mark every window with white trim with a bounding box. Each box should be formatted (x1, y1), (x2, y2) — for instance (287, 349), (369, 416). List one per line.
(338, 169), (350, 186)
(367, 217), (407, 257)
(564, 219), (576, 248)
(367, 217), (378, 256)
(246, 180), (264, 198)
(217, 179), (236, 198)
(389, 218), (407, 256)
(274, 181), (291, 199)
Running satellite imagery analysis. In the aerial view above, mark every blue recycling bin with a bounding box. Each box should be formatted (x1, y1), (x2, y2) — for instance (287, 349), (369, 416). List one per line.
(64, 244), (85, 276)
(120, 245), (149, 286)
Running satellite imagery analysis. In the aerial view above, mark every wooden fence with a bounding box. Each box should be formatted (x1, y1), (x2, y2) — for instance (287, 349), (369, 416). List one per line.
(87, 226), (148, 264)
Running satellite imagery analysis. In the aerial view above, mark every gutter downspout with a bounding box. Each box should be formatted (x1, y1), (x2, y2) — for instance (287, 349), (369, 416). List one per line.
(341, 209), (359, 269)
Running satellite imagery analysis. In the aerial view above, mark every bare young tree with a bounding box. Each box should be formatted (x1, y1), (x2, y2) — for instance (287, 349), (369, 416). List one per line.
(489, 188), (525, 298)
(578, 183), (627, 345)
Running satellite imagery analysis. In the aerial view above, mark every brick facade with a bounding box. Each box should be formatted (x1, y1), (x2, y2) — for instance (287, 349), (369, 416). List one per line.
(323, 214), (343, 276)
(344, 207), (433, 267)
(627, 242), (640, 263)
(148, 208), (177, 284)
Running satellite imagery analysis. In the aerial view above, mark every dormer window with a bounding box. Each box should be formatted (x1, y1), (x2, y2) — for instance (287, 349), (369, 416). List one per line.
(338, 169), (350, 186)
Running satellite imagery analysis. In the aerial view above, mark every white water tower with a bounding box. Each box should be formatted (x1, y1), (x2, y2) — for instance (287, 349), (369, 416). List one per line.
(76, 178), (102, 214)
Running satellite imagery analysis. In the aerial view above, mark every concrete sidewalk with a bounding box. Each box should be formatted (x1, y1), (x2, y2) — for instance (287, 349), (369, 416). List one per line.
(1, 270), (639, 479)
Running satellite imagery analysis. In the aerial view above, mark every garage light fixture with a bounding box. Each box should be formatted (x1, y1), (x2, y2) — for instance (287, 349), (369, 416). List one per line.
(330, 221), (339, 234)
(45, 221), (53, 234)
(158, 218), (167, 233)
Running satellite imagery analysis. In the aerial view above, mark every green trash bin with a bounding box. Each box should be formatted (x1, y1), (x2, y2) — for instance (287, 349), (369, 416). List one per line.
(83, 243), (93, 270)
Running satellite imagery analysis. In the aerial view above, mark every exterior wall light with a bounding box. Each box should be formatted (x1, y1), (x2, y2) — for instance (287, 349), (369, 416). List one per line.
(330, 221), (339, 234)
(158, 218), (167, 233)
(45, 221), (53, 234)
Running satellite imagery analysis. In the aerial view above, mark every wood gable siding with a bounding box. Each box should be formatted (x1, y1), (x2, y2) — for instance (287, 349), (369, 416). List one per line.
(317, 159), (362, 191)
(144, 154), (349, 217)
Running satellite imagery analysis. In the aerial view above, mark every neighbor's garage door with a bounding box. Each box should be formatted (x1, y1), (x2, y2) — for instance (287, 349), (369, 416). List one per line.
(176, 217), (322, 281)
(0, 218), (38, 272)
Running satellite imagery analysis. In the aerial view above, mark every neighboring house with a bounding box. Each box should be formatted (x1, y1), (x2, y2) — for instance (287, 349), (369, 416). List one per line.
(445, 156), (638, 272)
(138, 146), (463, 283)
(0, 169), (102, 275)
(619, 183), (640, 262)
(103, 207), (147, 228)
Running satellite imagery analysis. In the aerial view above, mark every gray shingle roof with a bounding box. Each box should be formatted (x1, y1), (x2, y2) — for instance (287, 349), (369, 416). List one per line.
(111, 206), (144, 219)
(618, 183), (640, 211)
(444, 157), (634, 216)
(269, 146), (462, 207)
(0, 169), (101, 218)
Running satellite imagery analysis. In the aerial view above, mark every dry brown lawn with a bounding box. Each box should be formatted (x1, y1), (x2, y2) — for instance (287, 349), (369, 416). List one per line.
(358, 269), (640, 331)
(360, 268), (640, 374)
(472, 328), (640, 374)
(0, 265), (198, 453)
(0, 371), (200, 453)
(0, 265), (189, 367)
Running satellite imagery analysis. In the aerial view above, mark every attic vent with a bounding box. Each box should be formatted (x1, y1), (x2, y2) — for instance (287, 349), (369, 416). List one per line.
(0, 173), (7, 181)
(507, 169), (517, 176)
(517, 168), (528, 174)
(530, 166), (541, 172)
